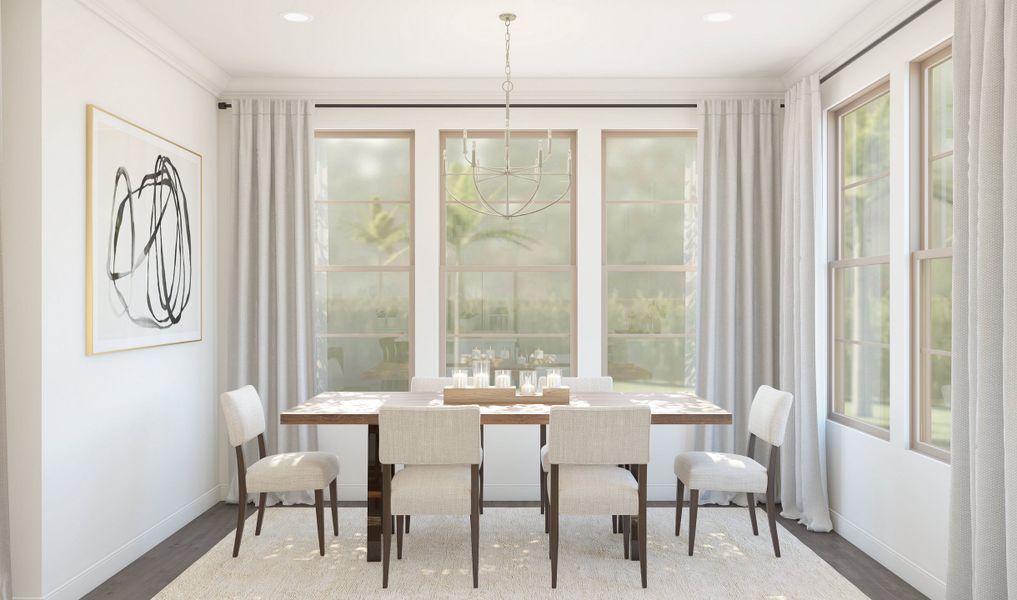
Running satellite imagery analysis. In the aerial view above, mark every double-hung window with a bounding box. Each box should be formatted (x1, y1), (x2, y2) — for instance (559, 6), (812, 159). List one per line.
(440, 131), (576, 376)
(313, 132), (414, 392)
(913, 48), (953, 458)
(830, 83), (892, 435)
(603, 132), (697, 392)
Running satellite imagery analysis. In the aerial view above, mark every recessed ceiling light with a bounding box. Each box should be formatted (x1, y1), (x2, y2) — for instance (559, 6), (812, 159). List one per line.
(280, 11), (313, 23)
(702, 11), (735, 23)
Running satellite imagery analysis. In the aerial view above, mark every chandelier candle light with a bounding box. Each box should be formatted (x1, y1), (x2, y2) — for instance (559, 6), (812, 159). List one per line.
(442, 13), (573, 218)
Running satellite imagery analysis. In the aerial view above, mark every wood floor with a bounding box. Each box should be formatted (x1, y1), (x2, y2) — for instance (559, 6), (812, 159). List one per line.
(84, 501), (926, 600)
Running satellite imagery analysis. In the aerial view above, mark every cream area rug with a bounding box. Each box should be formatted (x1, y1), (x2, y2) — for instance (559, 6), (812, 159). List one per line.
(155, 507), (866, 599)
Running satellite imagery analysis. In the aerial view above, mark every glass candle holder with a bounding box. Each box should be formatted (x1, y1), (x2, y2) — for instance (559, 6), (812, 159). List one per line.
(519, 370), (537, 395)
(546, 368), (563, 389)
(472, 360), (490, 388)
(451, 368), (469, 389)
(495, 370), (513, 388)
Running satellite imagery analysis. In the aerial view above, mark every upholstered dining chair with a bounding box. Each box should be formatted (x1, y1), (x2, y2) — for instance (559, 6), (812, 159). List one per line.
(538, 376), (614, 520)
(379, 405), (483, 588)
(219, 385), (340, 557)
(546, 405), (651, 589)
(409, 377), (484, 527)
(674, 385), (793, 557)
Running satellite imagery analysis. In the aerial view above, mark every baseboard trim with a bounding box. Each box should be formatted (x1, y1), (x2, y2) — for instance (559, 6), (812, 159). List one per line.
(830, 509), (946, 600)
(41, 485), (223, 600)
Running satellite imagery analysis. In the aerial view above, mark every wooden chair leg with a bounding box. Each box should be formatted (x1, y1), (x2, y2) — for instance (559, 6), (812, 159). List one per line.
(479, 426), (485, 515)
(471, 465), (480, 588)
(405, 515), (410, 533)
(638, 464), (647, 588)
(542, 477), (550, 534)
(688, 489), (699, 557)
(539, 425), (546, 515)
(396, 516), (404, 559)
(550, 465), (559, 589)
(382, 467), (392, 588)
(622, 515), (629, 559)
(613, 515), (618, 534)
(675, 478), (684, 536)
(329, 479), (339, 536)
(766, 487), (781, 557)
(232, 498), (247, 558)
(314, 489), (325, 557)
(746, 492), (759, 535)
(255, 492), (267, 536)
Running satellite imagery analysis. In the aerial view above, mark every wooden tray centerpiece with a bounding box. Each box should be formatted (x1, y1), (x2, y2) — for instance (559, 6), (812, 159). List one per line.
(442, 386), (570, 406)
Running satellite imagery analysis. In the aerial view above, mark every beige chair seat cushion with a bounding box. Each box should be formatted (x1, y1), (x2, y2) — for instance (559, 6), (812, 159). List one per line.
(391, 465), (473, 515)
(547, 465), (638, 515)
(246, 452), (339, 494)
(674, 452), (768, 494)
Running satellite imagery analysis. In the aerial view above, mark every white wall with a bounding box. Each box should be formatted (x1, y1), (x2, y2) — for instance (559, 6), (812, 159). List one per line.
(816, 2), (953, 598)
(2, 0), (221, 598)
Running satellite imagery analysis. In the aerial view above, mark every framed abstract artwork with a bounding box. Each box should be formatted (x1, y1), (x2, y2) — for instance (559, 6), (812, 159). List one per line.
(86, 105), (202, 355)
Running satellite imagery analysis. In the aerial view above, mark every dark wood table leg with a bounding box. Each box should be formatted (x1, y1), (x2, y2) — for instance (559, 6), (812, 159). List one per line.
(628, 464), (640, 561)
(367, 423), (382, 562)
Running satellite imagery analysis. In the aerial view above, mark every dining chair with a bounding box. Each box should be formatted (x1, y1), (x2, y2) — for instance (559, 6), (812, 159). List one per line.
(538, 377), (614, 525)
(674, 385), (793, 557)
(409, 377), (484, 526)
(219, 385), (340, 557)
(379, 405), (483, 588)
(546, 405), (651, 588)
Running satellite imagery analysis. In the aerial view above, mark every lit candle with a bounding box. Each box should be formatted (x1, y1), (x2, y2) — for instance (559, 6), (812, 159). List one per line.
(547, 373), (561, 388)
(495, 371), (512, 388)
(473, 373), (488, 388)
(452, 370), (469, 389)
(520, 382), (535, 395)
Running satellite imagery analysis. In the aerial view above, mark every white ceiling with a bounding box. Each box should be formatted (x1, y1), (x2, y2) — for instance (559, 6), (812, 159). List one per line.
(132, 0), (893, 80)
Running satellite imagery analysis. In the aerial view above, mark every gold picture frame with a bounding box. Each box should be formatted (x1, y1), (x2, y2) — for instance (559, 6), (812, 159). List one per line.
(86, 104), (203, 355)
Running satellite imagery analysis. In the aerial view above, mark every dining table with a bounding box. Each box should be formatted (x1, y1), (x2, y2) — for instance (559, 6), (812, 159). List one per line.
(281, 390), (732, 562)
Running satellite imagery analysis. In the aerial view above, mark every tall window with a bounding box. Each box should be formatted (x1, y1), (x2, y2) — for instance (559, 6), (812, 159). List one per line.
(313, 132), (413, 391)
(440, 131), (576, 377)
(603, 132), (697, 391)
(914, 48), (953, 457)
(831, 83), (892, 434)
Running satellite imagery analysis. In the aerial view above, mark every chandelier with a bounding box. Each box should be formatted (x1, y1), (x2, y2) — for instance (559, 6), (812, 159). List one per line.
(441, 13), (573, 218)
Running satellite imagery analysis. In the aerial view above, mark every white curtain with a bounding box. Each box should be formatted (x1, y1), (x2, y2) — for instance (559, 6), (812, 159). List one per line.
(695, 98), (782, 505)
(0, 7), (13, 596)
(226, 98), (317, 505)
(778, 75), (833, 532)
(947, 0), (1017, 597)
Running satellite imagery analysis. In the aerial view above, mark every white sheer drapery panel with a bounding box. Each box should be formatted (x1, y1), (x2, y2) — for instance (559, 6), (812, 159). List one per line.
(778, 75), (833, 532)
(947, 1), (1017, 597)
(226, 99), (317, 506)
(0, 7), (13, 596)
(694, 98), (782, 506)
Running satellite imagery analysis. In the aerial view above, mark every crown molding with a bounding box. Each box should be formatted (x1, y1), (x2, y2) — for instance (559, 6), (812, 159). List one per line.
(221, 77), (785, 104)
(781, 0), (949, 86)
(75, 0), (230, 96)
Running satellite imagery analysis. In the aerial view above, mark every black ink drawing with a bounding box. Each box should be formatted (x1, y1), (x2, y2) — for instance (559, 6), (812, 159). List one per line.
(106, 155), (193, 329)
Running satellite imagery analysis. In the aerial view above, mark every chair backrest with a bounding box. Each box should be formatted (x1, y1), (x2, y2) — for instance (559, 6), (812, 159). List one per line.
(219, 385), (267, 448)
(548, 406), (650, 465)
(561, 376), (614, 392)
(379, 405), (482, 466)
(409, 377), (453, 392)
(747, 385), (794, 447)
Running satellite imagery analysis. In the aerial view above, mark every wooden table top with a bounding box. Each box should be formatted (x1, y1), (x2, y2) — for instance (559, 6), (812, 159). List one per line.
(281, 391), (732, 425)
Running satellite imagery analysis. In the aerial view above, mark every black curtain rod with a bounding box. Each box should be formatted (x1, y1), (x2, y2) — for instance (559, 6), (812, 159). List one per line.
(217, 101), (700, 110)
(217, 101), (786, 109)
(820, 0), (944, 84)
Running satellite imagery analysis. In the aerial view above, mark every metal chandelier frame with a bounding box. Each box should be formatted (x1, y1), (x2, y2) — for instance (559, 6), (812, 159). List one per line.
(441, 13), (573, 218)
